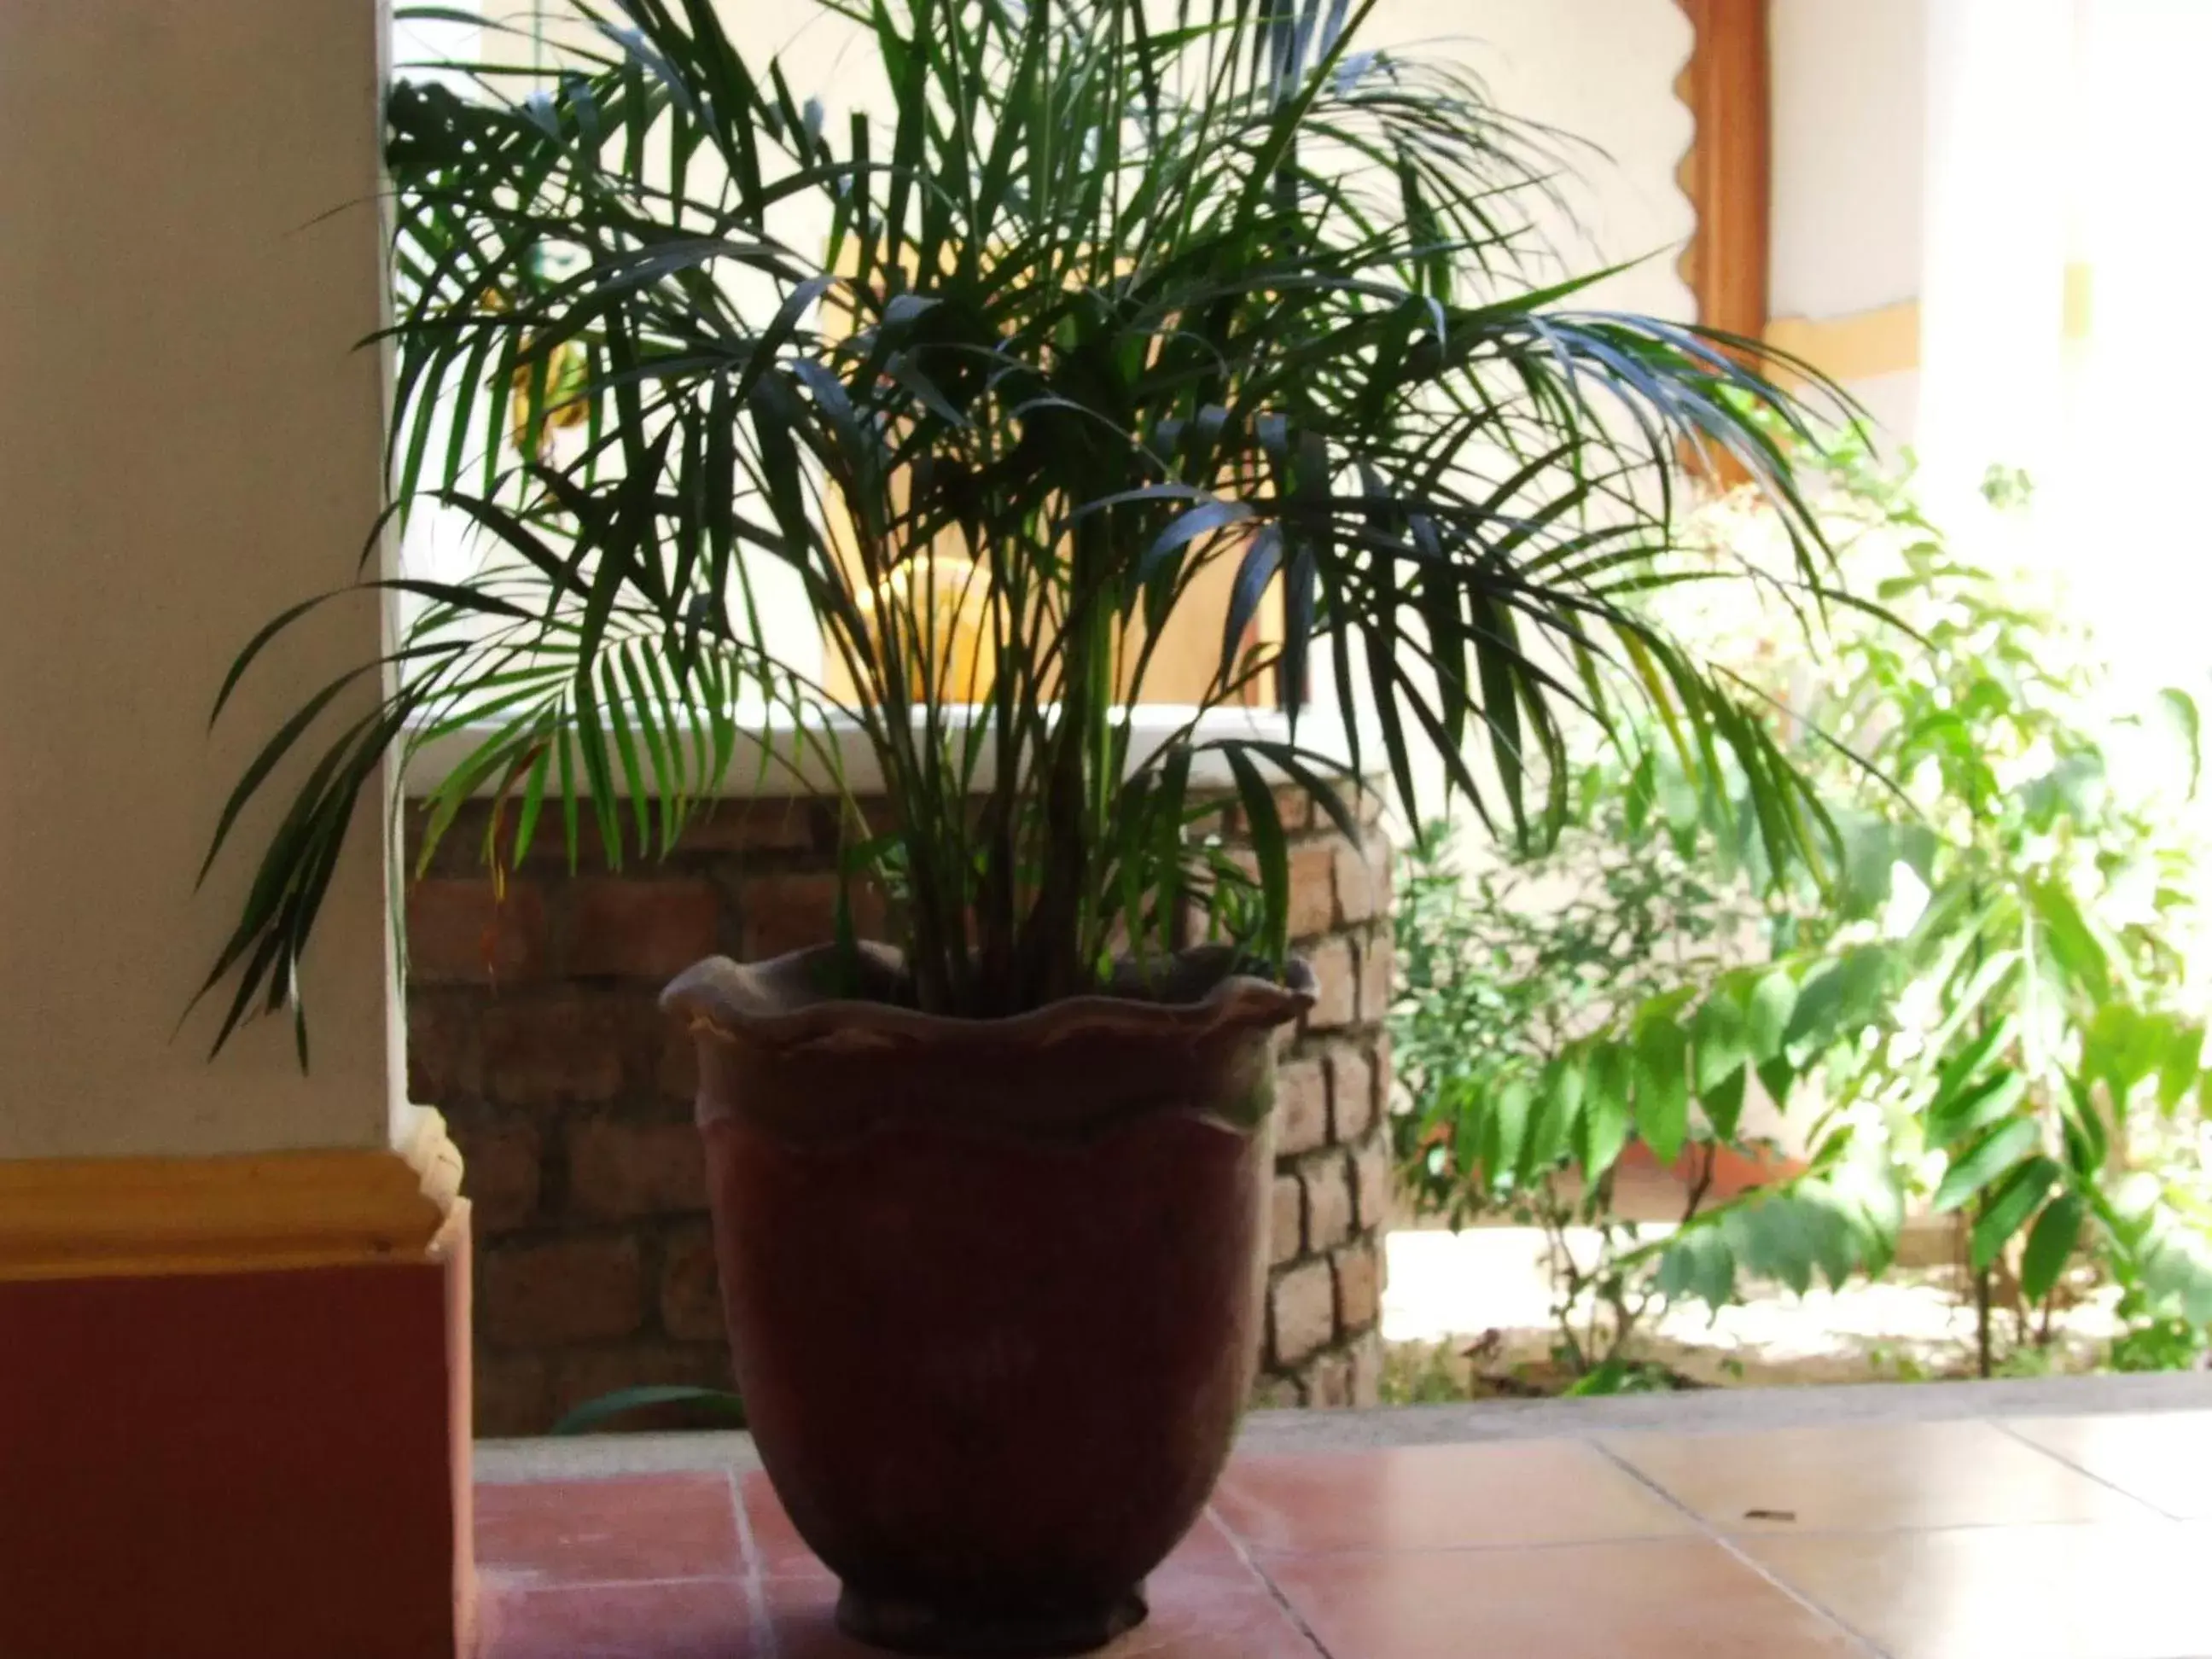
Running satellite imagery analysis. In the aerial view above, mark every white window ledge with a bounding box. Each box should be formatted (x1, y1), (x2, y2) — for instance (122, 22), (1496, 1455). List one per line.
(398, 705), (1357, 800)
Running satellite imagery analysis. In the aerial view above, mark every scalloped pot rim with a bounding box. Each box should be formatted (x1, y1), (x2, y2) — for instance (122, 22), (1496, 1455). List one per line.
(662, 942), (1317, 1055)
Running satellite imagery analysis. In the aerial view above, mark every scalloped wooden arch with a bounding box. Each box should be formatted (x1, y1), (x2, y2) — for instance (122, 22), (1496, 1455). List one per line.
(1673, 0), (1771, 342)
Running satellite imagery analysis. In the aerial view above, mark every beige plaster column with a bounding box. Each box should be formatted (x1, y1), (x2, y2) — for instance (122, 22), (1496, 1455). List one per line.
(0, 6), (473, 1655)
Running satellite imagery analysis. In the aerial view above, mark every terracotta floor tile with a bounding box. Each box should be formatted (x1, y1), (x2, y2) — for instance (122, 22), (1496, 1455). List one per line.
(1743, 1522), (2212, 1659)
(1213, 1441), (1692, 1554)
(1152, 1509), (1261, 1581)
(1260, 1537), (1865, 1659)
(763, 1567), (1321, 1658)
(477, 1576), (758, 1659)
(1604, 1419), (2158, 1534)
(736, 1470), (834, 1581)
(476, 1474), (743, 1587)
(2004, 1411), (2212, 1518)
(741, 1468), (1254, 1585)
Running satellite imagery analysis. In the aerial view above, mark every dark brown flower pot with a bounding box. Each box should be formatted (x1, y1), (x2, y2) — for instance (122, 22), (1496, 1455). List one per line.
(662, 945), (1311, 1657)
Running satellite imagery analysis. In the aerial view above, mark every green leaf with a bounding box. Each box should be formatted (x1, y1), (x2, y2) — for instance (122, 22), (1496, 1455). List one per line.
(1734, 1192), (1819, 1295)
(1746, 969), (1796, 1062)
(1634, 1017), (1690, 1165)
(1576, 1042), (1635, 1184)
(2020, 1191), (2087, 1304)
(1655, 1225), (1737, 1308)
(550, 1385), (747, 1435)
(2062, 1074), (2110, 1179)
(1926, 1067), (2027, 1149)
(2158, 1022), (2205, 1114)
(1520, 1057), (1580, 1181)
(2085, 1003), (2156, 1105)
(1755, 1053), (1797, 1111)
(1970, 1156), (2058, 1272)
(1932, 1117), (2041, 1214)
(2028, 882), (2110, 1002)
(2142, 1222), (2212, 1324)
(1487, 1077), (1532, 1190)
(1784, 946), (1889, 1057)
(1223, 748), (1291, 968)
(1691, 995), (1749, 1139)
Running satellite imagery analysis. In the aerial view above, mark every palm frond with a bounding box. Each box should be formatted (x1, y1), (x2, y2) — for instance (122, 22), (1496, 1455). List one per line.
(202, 0), (1859, 1042)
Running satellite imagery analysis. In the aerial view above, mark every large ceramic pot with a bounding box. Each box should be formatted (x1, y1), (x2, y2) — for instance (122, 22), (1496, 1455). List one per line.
(662, 944), (1312, 1656)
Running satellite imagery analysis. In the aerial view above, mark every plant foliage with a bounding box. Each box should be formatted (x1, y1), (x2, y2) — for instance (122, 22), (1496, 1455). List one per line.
(1392, 818), (1900, 1385)
(199, 0), (1848, 1046)
(1392, 423), (2212, 1382)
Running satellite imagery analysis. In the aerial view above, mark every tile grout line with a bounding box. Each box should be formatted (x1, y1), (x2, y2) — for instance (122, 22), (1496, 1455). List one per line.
(1587, 1438), (1894, 1659)
(1208, 1507), (1339, 1659)
(1986, 1416), (2188, 1522)
(1200, 1515), (2163, 1557)
(727, 1464), (780, 1659)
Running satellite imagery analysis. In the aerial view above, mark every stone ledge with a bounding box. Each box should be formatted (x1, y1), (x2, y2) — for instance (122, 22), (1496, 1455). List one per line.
(1233, 1371), (2212, 1455)
(474, 1371), (2212, 1484)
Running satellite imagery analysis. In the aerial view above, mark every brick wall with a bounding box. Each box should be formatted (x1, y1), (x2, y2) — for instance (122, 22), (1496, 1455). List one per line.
(406, 794), (1393, 1435)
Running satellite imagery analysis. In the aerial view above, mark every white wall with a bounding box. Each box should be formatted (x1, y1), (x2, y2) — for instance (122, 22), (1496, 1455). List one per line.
(0, 3), (401, 1157)
(1771, 0), (1925, 321)
(1363, 0), (1696, 319)
(713, 0), (1695, 311)
(1770, 0), (1927, 444)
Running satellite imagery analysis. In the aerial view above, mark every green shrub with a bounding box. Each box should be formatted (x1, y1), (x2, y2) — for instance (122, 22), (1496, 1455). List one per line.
(1390, 423), (2212, 1382)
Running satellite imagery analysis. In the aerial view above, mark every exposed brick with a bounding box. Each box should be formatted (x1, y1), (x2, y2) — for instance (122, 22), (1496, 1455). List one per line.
(568, 1118), (708, 1220)
(1184, 803), (1231, 843)
(1327, 1045), (1376, 1144)
(1350, 1132), (1394, 1231)
(545, 1342), (736, 1433)
(679, 797), (824, 854)
(479, 993), (629, 1104)
(1348, 1331), (1383, 1407)
(1305, 1350), (1354, 1409)
(1356, 933), (1394, 1025)
(1302, 1150), (1355, 1251)
(483, 1236), (644, 1348)
(406, 991), (482, 1103)
(422, 780), (1403, 1437)
(405, 879), (548, 987)
(562, 878), (723, 980)
(1286, 841), (1338, 940)
(657, 1019), (701, 1103)
(1306, 935), (1356, 1030)
(1269, 1173), (1305, 1266)
(454, 1117), (540, 1234)
(1269, 1257), (1336, 1368)
(1249, 1373), (1302, 1411)
(507, 807), (611, 872)
(1274, 1057), (1330, 1155)
(473, 1348), (550, 1439)
(659, 1223), (727, 1342)
(852, 798), (907, 841)
(740, 872), (887, 960)
(1333, 1238), (1382, 1333)
(1227, 785), (1313, 837)
(1333, 833), (1389, 925)
(1212, 843), (1263, 888)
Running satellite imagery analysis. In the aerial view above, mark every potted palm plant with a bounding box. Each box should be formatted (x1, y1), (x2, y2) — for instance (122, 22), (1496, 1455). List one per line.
(201, 0), (1845, 1650)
